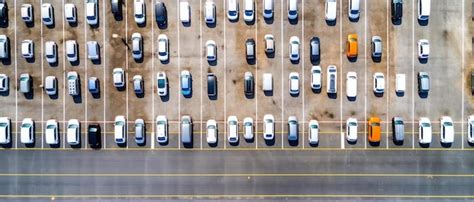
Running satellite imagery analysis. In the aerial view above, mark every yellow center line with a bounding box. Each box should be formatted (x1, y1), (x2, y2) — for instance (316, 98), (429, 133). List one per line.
(0, 173), (473, 177)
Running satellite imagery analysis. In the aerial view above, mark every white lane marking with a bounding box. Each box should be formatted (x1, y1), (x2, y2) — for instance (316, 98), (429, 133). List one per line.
(41, 0), (44, 150)
(62, 0), (66, 149)
(301, 0), (305, 149)
(200, 0), (203, 150)
(411, 0), (415, 149)
(125, 0), (129, 150)
(84, 0), (89, 150)
(103, 0), (107, 149)
(151, 0), (155, 149)
(364, 0), (367, 149)
(339, 0), (343, 149)
(386, 0), (389, 149)
(14, 0), (18, 148)
(461, 0), (465, 149)
(280, 0), (284, 149)
(255, 0), (258, 149)
(223, 0), (226, 149)
(177, 0), (181, 149)
(341, 132), (345, 149)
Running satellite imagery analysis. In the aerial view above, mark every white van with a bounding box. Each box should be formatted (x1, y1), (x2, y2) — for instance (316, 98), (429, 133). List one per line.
(263, 73), (273, 92)
(263, 0), (274, 19)
(288, 0), (298, 20)
(41, 3), (54, 26)
(67, 119), (80, 145)
(66, 40), (78, 62)
(395, 74), (405, 94)
(204, 1), (216, 24)
(114, 116), (127, 144)
(0, 117), (10, 144)
(180, 1), (190, 24)
(417, 0), (430, 21)
(87, 41), (99, 61)
(67, 71), (79, 96)
(86, 0), (98, 26)
(348, 0), (360, 20)
(64, 3), (76, 23)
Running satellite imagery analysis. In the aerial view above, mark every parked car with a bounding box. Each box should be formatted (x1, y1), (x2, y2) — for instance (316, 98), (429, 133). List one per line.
(246, 39), (255, 60)
(0, 35), (7, 60)
(264, 34), (275, 54)
(21, 4), (33, 23)
(44, 76), (57, 96)
(65, 40), (78, 62)
(157, 34), (168, 61)
(287, 116), (298, 142)
(19, 73), (32, 94)
(346, 118), (358, 142)
(87, 41), (100, 61)
(67, 71), (79, 96)
(467, 115), (474, 144)
(111, 0), (122, 16)
(418, 117), (432, 144)
(368, 117), (381, 144)
(325, 0), (337, 22)
(0, 117), (11, 144)
(327, 65), (337, 94)
(20, 118), (34, 144)
(227, 0), (239, 21)
(156, 115), (168, 143)
(206, 119), (217, 144)
(263, 114), (274, 140)
(287, 0), (298, 20)
(0, 74), (8, 92)
(395, 74), (405, 94)
(417, 0), (430, 21)
(86, 0), (98, 26)
(133, 75), (143, 94)
(289, 36), (300, 62)
(134, 119), (145, 144)
(113, 68), (125, 88)
(88, 77), (99, 94)
(391, 0), (403, 21)
(440, 116), (454, 144)
(67, 119), (80, 145)
(156, 72), (168, 96)
(131, 33), (143, 60)
(207, 73), (217, 97)
(180, 70), (192, 96)
(88, 124), (101, 148)
(206, 40), (217, 62)
(227, 116), (239, 144)
(243, 117), (253, 140)
(417, 39), (429, 59)
(134, 0), (145, 24)
(244, 72), (254, 96)
(179, 1), (190, 24)
(45, 119), (59, 145)
(308, 120), (319, 145)
(114, 116), (127, 144)
(21, 40), (34, 59)
(44, 41), (57, 64)
(204, 1), (216, 24)
(181, 116), (193, 145)
(348, 0), (360, 20)
(310, 37), (320, 64)
(263, 0), (274, 19)
(346, 34), (358, 58)
(311, 66), (322, 90)
(371, 36), (382, 59)
(262, 73), (273, 93)
(373, 72), (385, 94)
(346, 72), (357, 98)
(64, 3), (77, 23)
(154, 1), (167, 27)
(41, 3), (54, 26)
(243, 0), (254, 22)
(392, 117), (404, 142)
(417, 72), (430, 94)
(289, 72), (299, 95)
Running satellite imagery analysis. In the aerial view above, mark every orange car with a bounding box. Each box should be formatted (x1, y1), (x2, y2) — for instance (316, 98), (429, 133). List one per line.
(346, 34), (358, 58)
(368, 117), (381, 143)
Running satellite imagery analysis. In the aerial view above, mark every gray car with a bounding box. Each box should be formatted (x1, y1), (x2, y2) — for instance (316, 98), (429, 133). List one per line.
(371, 36), (382, 59)
(288, 116), (298, 142)
(134, 119), (145, 144)
(392, 117), (404, 143)
(417, 72), (430, 94)
(181, 116), (192, 145)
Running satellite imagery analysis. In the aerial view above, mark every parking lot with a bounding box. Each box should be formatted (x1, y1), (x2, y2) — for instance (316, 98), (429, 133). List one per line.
(0, 0), (471, 151)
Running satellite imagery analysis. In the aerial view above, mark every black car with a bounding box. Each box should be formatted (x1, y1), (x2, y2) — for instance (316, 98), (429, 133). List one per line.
(471, 71), (474, 95)
(245, 39), (255, 61)
(155, 1), (167, 28)
(310, 37), (320, 64)
(207, 74), (217, 97)
(391, 0), (403, 21)
(0, 0), (7, 25)
(244, 72), (254, 97)
(88, 124), (101, 148)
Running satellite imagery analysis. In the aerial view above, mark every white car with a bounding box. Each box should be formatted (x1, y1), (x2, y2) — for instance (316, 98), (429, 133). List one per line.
(468, 115), (474, 144)
(417, 0), (430, 21)
(21, 40), (34, 59)
(20, 118), (34, 144)
(64, 3), (77, 23)
(325, 0), (337, 22)
(65, 40), (78, 62)
(263, 114), (274, 140)
(346, 72), (357, 98)
(327, 65), (337, 94)
(440, 116), (454, 144)
(131, 33), (143, 60)
(156, 72), (168, 96)
(243, 117), (253, 140)
(67, 119), (80, 145)
(348, 0), (360, 20)
(289, 36), (300, 62)
(308, 120), (319, 145)
(0, 117), (11, 144)
(156, 115), (168, 143)
(311, 66), (322, 90)
(204, 1), (216, 24)
(86, 0), (98, 26)
(113, 68), (125, 88)
(289, 72), (299, 95)
(417, 39), (429, 60)
(21, 4), (34, 23)
(87, 41), (100, 61)
(206, 119), (217, 144)
(41, 3), (54, 26)
(227, 0), (239, 21)
(134, 0), (145, 24)
(206, 40), (217, 62)
(45, 119), (59, 145)
(227, 116), (239, 143)
(262, 0), (274, 19)
(243, 0), (254, 22)
(0, 74), (8, 92)
(287, 0), (298, 20)
(158, 34), (169, 62)
(418, 117), (432, 144)
(44, 76), (57, 96)
(373, 72), (385, 94)
(346, 118), (358, 142)
(114, 116), (127, 144)
(44, 41), (57, 64)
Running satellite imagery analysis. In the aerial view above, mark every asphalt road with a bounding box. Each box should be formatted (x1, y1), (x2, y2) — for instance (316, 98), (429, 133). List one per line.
(0, 150), (473, 201)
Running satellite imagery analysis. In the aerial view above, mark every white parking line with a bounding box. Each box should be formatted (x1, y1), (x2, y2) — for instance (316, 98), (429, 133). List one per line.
(461, 0), (465, 149)
(255, 0), (258, 149)
(200, 0), (203, 150)
(125, 0), (129, 150)
(280, 0), (284, 149)
(223, 0), (226, 149)
(40, 0), (44, 149)
(62, 0), (66, 149)
(177, 0), (181, 149)
(339, 0), (343, 148)
(386, 0), (389, 149)
(14, 0), (17, 149)
(411, 0), (415, 149)
(301, 0), (305, 149)
(103, 0), (107, 149)
(151, 0), (155, 149)
(84, 0), (89, 150)
(364, 0), (367, 149)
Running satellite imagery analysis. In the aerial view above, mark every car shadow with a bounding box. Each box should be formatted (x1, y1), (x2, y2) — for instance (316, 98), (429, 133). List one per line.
(419, 142), (430, 148)
(309, 142), (319, 147)
(288, 139), (298, 147)
(418, 19), (429, 26)
(289, 18), (298, 25)
(325, 19), (336, 26)
(418, 92), (428, 99)
(347, 96), (356, 102)
(441, 142), (452, 148)
(347, 140), (357, 145)
(392, 18), (402, 25)
(374, 92), (384, 97)
(368, 141), (380, 147)
(264, 90), (273, 97)
(312, 88), (321, 94)
(349, 17), (359, 23)
(418, 58), (428, 64)
(0, 88), (9, 97)
(327, 92), (337, 99)
(183, 142), (193, 148)
(396, 91), (404, 97)
(348, 57), (358, 63)
(372, 56), (381, 63)
(208, 59), (217, 66)
(393, 140), (404, 146)
(264, 17), (273, 24)
(265, 138), (275, 146)
(245, 137), (254, 144)
(0, 141), (12, 148)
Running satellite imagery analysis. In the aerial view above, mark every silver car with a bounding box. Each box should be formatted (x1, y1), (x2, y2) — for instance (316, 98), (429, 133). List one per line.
(288, 116), (298, 142)
(134, 119), (145, 144)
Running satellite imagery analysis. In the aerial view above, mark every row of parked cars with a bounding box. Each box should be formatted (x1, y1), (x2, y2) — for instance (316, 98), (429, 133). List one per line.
(0, 114), (469, 147)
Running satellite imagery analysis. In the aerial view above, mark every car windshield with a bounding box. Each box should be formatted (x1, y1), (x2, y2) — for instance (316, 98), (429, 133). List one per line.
(266, 119), (273, 123)
(395, 120), (403, 125)
(230, 121), (237, 125)
(229, 11), (237, 16)
(47, 125), (55, 129)
(132, 49), (140, 55)
(444, 122), (453, 126)
(135, 13), (143, 18)
(291, 76), (298, 80)
(313, 69), (320, 73)
(245, 10), (253, 15)
(68, 75), (76, 80)
(372, 122), (380, 126)
(22, 123), (31, 128)
(0, 123), (6, 127)
(115, 121), (123, 126)
(289, 10), (297, 15)
(245, 122), (252, 126)
(422, 123), (430, 127)
(350, 9), (358, 15)
(264, 9), (272, 14)
(68, 124), (77, 129)
(349, 122), (357, 126)
(158, 79), (165, 88)
(311, 124), (318, 129)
